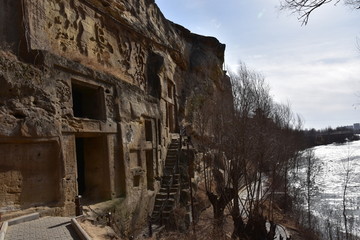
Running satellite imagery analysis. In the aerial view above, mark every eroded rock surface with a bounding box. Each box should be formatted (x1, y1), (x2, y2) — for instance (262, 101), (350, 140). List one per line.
(0, 0), (232, 235)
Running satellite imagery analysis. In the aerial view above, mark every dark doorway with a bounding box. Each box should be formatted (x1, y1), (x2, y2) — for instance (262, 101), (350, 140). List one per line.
(75, 136), (110, 201)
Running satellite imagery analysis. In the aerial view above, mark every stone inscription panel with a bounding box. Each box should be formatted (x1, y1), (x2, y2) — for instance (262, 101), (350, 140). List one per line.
(25, 0), (147, 89)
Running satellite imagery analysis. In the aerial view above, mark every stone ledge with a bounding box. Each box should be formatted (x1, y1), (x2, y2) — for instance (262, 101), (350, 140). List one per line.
(0, 221), (8, 240)
(71, 216), (92, 240)
(7, 212), (39, 226)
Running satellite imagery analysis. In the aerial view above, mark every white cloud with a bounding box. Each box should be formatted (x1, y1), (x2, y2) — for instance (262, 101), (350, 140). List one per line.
(231, 32), (360, 129)
(156, 0), (360, 129)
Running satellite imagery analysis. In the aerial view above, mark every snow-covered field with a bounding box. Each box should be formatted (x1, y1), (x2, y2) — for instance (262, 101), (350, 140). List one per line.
(294, 140), (360, 237)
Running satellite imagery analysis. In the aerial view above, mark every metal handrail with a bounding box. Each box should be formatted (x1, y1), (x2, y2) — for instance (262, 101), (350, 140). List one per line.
(151, 174), (175, 224)
(149, 135), (183, 235)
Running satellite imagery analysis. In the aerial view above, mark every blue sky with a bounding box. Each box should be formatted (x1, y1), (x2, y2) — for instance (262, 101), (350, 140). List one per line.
(155, 0), (360, 130)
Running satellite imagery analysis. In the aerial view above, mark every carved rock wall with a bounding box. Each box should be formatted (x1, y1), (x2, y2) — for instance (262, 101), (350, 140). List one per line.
(0, 0), (232, 233)
(0, 52), (60, 137)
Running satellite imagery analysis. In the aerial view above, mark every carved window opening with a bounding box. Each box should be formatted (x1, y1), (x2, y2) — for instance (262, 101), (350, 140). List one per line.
(146, 149), (154, 191)
(130, 150), (142, 168)
(167, 80), (174, 99)
(72, 81), (106, 120)
(145, 119), (153, 142)
(166, 103), (175, 133)
(146, 52), (163, 99)
(157, 119), (161, 145)
(133, 175), (141, 187)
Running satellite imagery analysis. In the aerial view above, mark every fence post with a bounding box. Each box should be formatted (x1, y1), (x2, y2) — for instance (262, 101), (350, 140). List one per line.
(75, 195), (83, 216)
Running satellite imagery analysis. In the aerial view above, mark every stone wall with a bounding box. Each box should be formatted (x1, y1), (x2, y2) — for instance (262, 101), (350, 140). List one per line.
(0, 139), (60, 211)
(0, 0), (232, 231)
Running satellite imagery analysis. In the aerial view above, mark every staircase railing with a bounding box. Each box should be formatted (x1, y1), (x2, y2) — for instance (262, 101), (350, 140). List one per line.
(150, 174), (174, 226)
(151, 138), (182, 228)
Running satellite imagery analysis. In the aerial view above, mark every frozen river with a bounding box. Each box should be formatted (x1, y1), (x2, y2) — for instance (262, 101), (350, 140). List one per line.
(294, 140), (360, 238)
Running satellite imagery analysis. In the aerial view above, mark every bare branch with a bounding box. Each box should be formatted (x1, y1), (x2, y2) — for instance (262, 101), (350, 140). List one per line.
(280, 0), (359, 25)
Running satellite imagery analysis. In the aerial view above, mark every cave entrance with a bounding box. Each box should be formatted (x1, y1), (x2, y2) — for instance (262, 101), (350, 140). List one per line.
(75, 136), (109, 201)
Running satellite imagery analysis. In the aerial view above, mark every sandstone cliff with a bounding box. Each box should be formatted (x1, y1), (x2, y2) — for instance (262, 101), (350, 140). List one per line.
(0, 0), (232, 235)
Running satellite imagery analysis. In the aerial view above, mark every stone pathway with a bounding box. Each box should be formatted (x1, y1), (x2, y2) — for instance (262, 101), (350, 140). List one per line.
(5, 216), (80, 240)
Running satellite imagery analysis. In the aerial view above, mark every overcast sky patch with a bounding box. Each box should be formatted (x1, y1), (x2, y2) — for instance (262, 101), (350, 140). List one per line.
(155, 0), (360, 129)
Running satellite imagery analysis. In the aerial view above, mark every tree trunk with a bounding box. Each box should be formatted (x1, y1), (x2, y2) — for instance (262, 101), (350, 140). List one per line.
(307, 153), (311, 228)
(231, 214), (245, 239)
(343, 177), (348, 240)
(267, 221), (276, 240)
(207, 191), (225, 221)
(284, 162), (288, 211)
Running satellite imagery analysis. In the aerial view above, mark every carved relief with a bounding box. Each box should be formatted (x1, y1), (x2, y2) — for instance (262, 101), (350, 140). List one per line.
(56, 79), (72, 117)
(132, 42), (146, 89)
(90, 13), (114, 67)
(117, 34), (132, 71)
(28, 0), (151, 88)
(74, 5), (88, 55)
(105, 88), (114, 119)
(49, 0), (88, 55)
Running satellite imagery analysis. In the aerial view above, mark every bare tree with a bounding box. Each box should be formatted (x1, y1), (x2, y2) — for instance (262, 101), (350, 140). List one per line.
(192, 62), (304, 239)
(342, 140), (354, 240)
(300, 148), (322, 228)
(280, 0), (360, 25)
(225, 64), (303, 239)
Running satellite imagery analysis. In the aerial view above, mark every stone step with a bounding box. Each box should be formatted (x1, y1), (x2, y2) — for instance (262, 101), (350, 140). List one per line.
(166, 154), (177, 158)
(151, 215), (170, 225)
(161, 175), (175, 182)
(167, 149), (178, 153)
(155, 197), (175, 206)
(164, 166), (175, 172)
(155, 192), (176, 200)
(159, 187), (179, 193)
(151, 210), (172, 220)
(165, 157), (177, 162)
(153, 204), (173, 212)
(169, 147), (179, 150)
(164, 164), (176, 168)
(165, 161), (176, 166)
(165, 160), (177, 164)
(160, 183), (179, 189)
(165, 162), (176, 167)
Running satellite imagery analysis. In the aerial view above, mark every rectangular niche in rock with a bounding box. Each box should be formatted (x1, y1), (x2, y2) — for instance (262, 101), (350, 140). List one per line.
(71, 80), (106, 120)
(145, 119), (153, 142)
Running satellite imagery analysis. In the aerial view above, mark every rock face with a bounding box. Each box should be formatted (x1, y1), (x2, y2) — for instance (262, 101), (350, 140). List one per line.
(0, 0), (232, 233)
